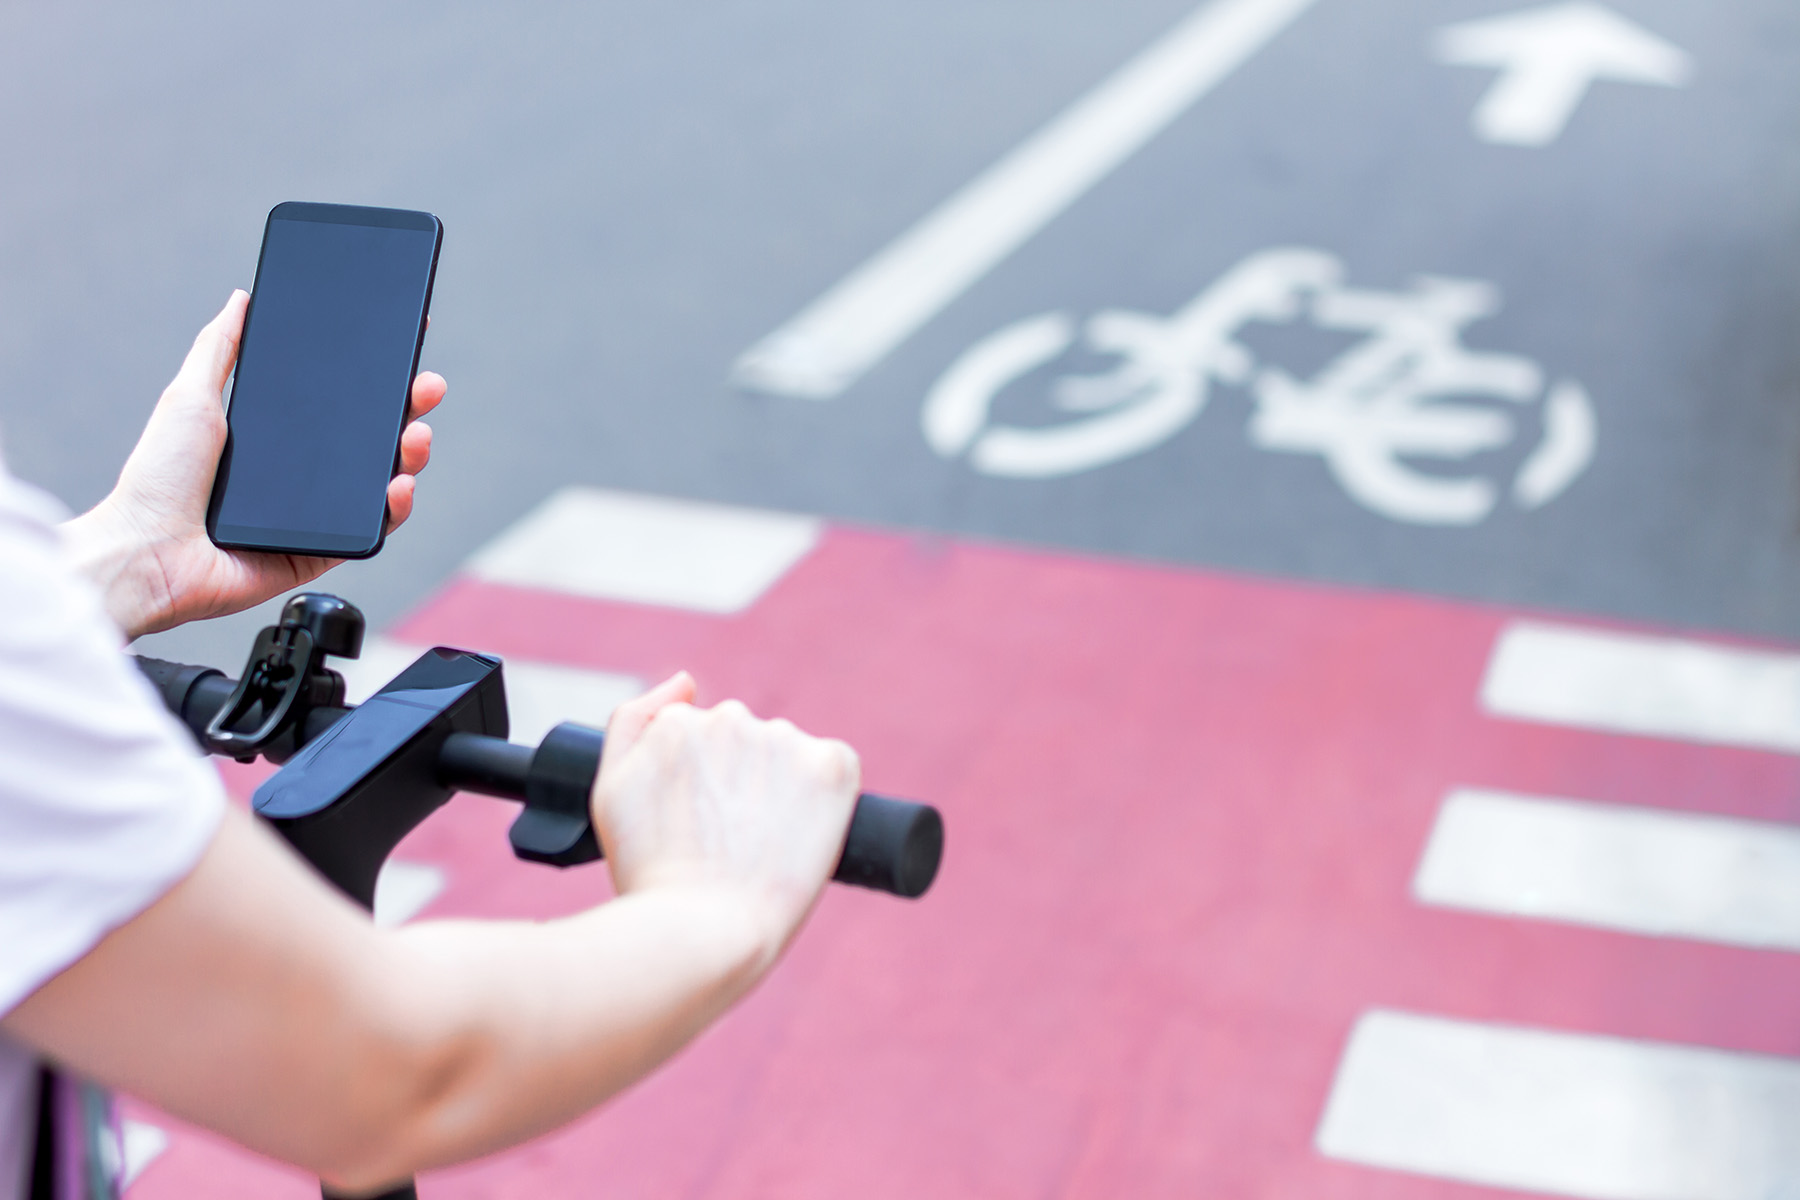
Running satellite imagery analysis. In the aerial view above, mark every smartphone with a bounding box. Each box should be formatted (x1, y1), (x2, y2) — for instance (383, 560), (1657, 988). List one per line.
(206, 201), (443, 559)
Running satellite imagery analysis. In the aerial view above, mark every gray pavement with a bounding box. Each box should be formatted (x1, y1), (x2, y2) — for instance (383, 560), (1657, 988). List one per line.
(1, 1), (1795, 668)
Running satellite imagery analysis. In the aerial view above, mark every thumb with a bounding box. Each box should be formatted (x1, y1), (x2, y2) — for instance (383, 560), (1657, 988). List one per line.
(167, 290), (248, 402)
(113, 291), (249, 501)
(121, 290), (249, 477)
(605, 671), (697, 760)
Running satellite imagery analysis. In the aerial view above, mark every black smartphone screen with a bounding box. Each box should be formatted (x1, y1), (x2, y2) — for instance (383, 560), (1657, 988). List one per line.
(207, 202), (442, 558)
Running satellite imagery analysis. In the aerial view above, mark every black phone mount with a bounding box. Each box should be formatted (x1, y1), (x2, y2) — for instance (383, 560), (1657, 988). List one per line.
(202, 594), (359, 762)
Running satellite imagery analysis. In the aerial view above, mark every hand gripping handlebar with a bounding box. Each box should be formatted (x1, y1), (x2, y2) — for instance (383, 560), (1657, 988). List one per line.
(433, 726), (943, 897)
(135, 594), (942, 1200)
(134, 597), (943, 904)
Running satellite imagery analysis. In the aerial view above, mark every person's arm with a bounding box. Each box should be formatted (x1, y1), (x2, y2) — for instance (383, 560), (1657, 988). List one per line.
(1, 672), (859, 1195)
(58, 290), (446, 641)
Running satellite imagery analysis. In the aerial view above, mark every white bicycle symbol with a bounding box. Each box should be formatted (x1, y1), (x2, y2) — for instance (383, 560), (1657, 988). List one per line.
(923, 247), (1595, 527)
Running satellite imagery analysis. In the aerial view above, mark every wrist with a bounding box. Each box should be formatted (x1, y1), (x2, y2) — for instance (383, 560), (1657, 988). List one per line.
(59, 499), (177, 640)
(646, 882), (779, 981)
(617, 868), (811, 975)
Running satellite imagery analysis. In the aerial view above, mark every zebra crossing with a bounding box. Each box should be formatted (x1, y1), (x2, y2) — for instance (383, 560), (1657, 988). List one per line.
(1320, 621), (1800, 1197)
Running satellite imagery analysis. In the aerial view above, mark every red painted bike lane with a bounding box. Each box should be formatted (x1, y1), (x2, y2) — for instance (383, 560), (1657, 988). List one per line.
(128, 523), (1800, 1199)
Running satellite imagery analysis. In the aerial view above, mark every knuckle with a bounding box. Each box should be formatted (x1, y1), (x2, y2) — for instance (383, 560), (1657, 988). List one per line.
(714, 698), (754, 723)
(829, 741), (862, 789)
(634, 699), (690, 734)
(617, 695), (656, 721)
(800, 737), (858, 790)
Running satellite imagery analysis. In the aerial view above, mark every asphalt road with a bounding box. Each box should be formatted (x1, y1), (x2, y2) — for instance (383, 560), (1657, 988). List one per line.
(9, 6), (1800, 1197)
(0, 3), (1795, 653)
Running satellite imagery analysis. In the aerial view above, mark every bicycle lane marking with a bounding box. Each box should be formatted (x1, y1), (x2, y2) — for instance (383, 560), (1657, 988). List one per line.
(732, 0), (1319, 400)
(922, 246), (1598, 526)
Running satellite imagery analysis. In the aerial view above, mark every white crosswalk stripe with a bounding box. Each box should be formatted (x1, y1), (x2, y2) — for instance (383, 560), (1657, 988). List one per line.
(1415, 788), (1800, 951)
(337, 637), (645, 746)
(340, 642), (647, 932)
(371, 860), (447, 927)
(119, 1118), (169, 1189)
(1317, 1010), (1800, 1200)
(464, 487), (820, 615)
(1333, 623), (1800, 1196)
(335, 638), (645, 931)
(1481, 621), (1800, 753)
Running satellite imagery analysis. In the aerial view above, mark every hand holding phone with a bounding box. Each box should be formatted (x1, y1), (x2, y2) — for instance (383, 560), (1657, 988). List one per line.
(60, 210), (445, 641)
(207, 202), (443, 559)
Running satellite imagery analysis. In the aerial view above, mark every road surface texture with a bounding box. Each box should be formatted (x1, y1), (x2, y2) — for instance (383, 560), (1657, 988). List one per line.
(1, 3), (1797, 1197)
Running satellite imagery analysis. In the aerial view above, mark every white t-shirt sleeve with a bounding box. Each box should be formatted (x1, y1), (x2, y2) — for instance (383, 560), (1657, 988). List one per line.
(0, 465), (225, 1017)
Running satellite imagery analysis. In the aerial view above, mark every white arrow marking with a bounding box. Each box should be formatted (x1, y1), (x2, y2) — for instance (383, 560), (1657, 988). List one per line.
(1433, 2), (1691, 147)
(732, 0), (1318, 400)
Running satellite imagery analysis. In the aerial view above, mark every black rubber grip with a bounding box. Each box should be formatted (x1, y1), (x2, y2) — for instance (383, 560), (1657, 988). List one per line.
(440, 728), (943, 898)
(132, 656), (232, 745)
(834, 793), (944, 898)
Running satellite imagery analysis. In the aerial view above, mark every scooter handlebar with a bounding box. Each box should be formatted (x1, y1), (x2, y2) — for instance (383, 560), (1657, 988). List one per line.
(135, 656), (943, 899)
(435, 727), (942, 898)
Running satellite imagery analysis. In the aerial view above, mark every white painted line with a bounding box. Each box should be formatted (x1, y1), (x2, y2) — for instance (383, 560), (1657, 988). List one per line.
(731, 0), (1319, 399)
(119, 1118), (169, 1188)
(1482, 621), (1800, 754)
(339, 637), (645, 746)
(465, 487), (820, 614)
(372, 860), (446, 927)
(485, 658), (643, 747)
(1415, 788), (1800, 950)
(1317, 1010), (1800, 1200)
(335, 637), (431, 707)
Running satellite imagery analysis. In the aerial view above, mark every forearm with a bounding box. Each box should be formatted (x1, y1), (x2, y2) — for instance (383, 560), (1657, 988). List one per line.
(4, 684), (849, 1194)
(3, 808), (775, 1195)
(353, 887), (767, 1185)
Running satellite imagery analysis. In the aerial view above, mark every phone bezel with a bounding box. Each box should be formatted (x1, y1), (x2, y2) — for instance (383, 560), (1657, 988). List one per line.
(206, 201), (443, 560)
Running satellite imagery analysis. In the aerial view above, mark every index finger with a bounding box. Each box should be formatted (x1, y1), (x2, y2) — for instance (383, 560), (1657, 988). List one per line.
(604, 671), (698, 761)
